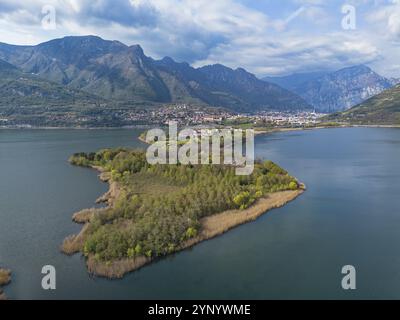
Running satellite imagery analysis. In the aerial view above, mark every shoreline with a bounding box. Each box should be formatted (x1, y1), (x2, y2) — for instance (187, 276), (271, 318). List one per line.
(0, 125), (156, 130)
(137, 124), (400, 145)
(2, 123), (400, 131)
(62, 166), (305, 279)
(137, 126), (322, 145)
(249, 124), (399, 139)
(253, 126), (319, 136)
(0, 269), (12, 300)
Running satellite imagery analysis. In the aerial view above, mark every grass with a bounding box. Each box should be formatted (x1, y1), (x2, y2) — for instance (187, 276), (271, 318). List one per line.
(123, 172), (184, 196)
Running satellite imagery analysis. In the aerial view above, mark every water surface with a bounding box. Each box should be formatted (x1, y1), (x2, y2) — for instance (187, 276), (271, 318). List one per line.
(1, 127), (400, 299)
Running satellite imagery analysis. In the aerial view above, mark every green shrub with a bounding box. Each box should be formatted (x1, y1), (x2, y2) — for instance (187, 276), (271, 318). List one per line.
(289, 181), (298, 190)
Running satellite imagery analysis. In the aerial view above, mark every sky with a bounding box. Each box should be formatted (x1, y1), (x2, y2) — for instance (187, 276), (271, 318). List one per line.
(0, 0), (399, 78)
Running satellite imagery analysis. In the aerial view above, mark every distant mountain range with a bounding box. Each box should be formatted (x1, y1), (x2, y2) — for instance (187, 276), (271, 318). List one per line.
(325, 84), (400, 125)
(263, 65), (399, 113)
(0, 35), (311, 114)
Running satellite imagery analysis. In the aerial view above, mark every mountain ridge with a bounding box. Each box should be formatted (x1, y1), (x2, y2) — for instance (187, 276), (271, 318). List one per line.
(263, 65), (396, 113)
(0, 35), (311, 113)
(325, 84), (400, 125)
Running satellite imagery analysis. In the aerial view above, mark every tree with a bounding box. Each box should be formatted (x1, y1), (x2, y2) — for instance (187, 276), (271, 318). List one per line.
(186, 227), (198, 239)
(233, 191), (255, 209)
(127, 248), (135, 258)
(289, 181), (298, 190)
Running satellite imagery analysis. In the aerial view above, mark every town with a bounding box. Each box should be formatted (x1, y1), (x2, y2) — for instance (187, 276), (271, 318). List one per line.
(0, 104), (325, 128)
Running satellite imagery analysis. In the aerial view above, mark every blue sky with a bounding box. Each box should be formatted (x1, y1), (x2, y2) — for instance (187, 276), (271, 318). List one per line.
(0, 0), (399, 78)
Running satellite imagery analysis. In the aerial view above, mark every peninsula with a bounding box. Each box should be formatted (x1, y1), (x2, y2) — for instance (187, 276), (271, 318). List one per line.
(62, 149), (304, 278)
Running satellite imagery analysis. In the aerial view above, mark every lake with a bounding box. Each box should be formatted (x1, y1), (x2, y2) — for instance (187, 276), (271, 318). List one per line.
(1, 127), (400, 299)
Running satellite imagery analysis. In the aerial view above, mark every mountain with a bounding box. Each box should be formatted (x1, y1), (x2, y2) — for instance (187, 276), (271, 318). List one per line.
(0, 58), (103, 107)
(0, 36), (172, 103)
(155, 59), (311, 112)
(325, 84), (400, 125)
(389, 78), (400, 86)
(263, 65), (395, 113)
(0, 57), (120, 127)
(263, 71), (328, 92)
(0, 36), (311, 113)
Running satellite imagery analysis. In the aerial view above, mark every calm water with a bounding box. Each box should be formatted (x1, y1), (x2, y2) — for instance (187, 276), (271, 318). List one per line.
(1, 127), (400, 299)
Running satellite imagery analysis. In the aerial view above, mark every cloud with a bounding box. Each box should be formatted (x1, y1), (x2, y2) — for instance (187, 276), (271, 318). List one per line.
(194, 31), (380, 76)
(0, 0), (398, 77)
(388, 10), (400, 38)
(64, 0), (159, 28)
(365, 0), (400, 40)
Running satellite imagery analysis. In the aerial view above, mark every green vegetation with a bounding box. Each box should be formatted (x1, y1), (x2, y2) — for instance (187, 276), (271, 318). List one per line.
(69, 149), (300, 263)
(316, 122), (342, 127)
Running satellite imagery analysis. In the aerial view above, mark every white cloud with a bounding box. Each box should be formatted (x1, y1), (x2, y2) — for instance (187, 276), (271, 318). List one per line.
(365, 0), (400, 40)
(195, 31), (380, 76)
(388, 11), (400, 37)
(0, 0), (398, 77)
